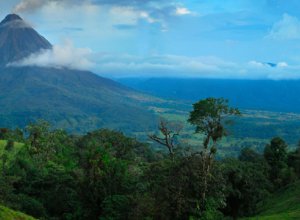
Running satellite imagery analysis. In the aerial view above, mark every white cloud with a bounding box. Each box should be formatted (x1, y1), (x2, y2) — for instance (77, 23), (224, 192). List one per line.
(175, 7), (191, 16)
(248, 60), (265, 67)
(277, 62), (288, 67)
(8, 39), (94, 70)
(267, 13), (300, 40)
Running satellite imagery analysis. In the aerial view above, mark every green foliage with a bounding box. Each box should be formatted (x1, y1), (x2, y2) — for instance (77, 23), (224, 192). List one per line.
(222, 158), (270, 218)
(264, 137), (288, 168)
(188, 97), (240, 137)
(187, 97), (241, 218)
(141, 156), (225, 219)
(264, 137), (295, 189)
(0, 108), (298, 220)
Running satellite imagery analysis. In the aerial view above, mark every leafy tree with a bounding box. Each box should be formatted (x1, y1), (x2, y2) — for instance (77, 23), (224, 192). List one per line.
(76, 129), (147, 219)
(264, 137), (294, 188)
(222, 159), (270, 219)
(26, 120), (68, 166)
(188, 98), (240, 206)
(144, 155), (225, 220)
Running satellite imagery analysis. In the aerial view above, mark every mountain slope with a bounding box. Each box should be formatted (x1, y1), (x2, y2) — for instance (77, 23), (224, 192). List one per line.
(0, 66), (160, 132)
(0, 14), (161, 132)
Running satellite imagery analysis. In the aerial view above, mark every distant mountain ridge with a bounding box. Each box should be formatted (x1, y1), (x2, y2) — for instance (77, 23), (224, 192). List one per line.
(0, 14), (160, 132)
(118, 78), (300, 113)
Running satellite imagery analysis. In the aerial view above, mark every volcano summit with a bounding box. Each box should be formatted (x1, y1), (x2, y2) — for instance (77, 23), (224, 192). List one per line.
(0, 14), (51, 66)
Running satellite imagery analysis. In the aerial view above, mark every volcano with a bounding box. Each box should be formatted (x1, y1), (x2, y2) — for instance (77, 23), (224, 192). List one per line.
(0, 14), (159, 132)
(0, 14), (51, 66)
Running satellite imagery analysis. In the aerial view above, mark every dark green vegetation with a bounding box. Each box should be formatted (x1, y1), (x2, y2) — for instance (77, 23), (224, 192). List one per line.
(0, 98), (299, 220)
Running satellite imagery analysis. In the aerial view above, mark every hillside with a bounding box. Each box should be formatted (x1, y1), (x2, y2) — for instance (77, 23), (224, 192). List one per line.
(0, 66), (161, 132)
(244, 182), (300, 220)
(0, 205), (36, 220)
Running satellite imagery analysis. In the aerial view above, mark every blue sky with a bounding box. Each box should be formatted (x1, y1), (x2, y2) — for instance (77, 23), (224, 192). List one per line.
(2, 0), (300, 79)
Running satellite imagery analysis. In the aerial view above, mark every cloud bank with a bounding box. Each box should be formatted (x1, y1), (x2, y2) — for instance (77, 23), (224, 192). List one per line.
(91, 54), (296, 79)
(9, 40), (93, 70)
(8, 46), (299, 80)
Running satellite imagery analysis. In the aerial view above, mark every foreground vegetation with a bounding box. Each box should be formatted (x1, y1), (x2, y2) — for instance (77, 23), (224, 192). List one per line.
(0, 98), (299, 219)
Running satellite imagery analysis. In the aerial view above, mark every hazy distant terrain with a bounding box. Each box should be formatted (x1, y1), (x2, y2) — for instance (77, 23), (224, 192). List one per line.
(118, 78), (300, 113)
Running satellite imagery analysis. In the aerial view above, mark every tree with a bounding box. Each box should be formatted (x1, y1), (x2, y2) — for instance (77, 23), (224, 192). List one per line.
(149, 119), (183, 161)
(222, 159), (270, 219)
(188, 98), (240, 206)
(25, 120), (67, 165)
(264, 137), (292, 188)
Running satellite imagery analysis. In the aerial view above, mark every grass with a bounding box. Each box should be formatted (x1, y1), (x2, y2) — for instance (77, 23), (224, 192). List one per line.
(0, 205), (36, 220)
(243, 181), (300, 220)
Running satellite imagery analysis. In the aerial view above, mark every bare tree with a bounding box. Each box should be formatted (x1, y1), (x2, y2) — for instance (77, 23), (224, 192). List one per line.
(149, 119), (183, 161)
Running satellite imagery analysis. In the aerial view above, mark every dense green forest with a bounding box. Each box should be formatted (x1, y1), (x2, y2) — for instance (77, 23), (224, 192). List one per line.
(0, 98), (299, 220)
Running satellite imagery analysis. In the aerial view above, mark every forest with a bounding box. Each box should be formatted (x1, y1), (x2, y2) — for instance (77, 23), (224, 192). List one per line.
(0, 98), (299, 220)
